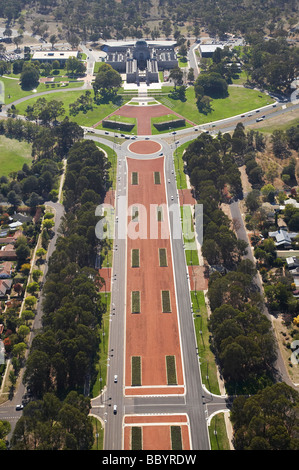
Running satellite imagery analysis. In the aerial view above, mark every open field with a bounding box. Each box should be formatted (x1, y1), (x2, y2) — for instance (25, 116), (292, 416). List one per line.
(0, 135), (32, 176)
(156, 86), (274, 125)
(1, 76), (83, 105)
(13, 90), (128, 127)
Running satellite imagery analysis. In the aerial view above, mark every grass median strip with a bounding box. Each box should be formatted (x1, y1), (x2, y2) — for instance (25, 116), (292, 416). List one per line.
(131, 427), (142, 450)
(171, 426), (183, 450)
(131, 249), (140, 268)
(159, 248), (168, 267)
(154, 171), (161, 184)
(162, 290), (171, 313)
(132, 171), (138, 185)
(131, 356), (141, 386)
(132, 291), (141, 313)
(166, 355), (177, 385)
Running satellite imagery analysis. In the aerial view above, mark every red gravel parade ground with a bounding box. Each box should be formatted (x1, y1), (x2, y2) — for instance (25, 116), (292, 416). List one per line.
(125, 155), (185, 396)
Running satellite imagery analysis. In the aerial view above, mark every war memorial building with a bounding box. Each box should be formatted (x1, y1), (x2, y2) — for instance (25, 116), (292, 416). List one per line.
(102, 40), (178, 85)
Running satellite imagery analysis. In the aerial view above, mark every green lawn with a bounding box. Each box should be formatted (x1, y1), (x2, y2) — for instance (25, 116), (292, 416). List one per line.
(178, 56), (188, 68)
(95, 142), (117, 189)
(151, 113), (192, 135)
(14, 90), (128, 127)
(96, 114), (137, 134)
(209, 413), (230, 450)
(174, 141), (195, 190)
(180, 205), (199, 266)
(90, 416), (104, 450)
(231, 70), (248, 85)
(156, 86), (275, 125)
(94, 61), (106, 74)
(0, 76), (83, 106)
(0, 135), (32, 176)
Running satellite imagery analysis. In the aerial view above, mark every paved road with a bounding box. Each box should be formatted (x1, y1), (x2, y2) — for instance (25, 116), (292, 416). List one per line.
(0, 200), (65, 440)
(88, 136), (228, 450)
(230, 201), (297, 390)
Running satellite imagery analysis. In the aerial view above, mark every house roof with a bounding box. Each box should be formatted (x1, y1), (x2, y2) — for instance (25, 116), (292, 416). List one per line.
(0, 279), (12, 296)
(285, 198), (299, 209)
(269, 229), (298, 246)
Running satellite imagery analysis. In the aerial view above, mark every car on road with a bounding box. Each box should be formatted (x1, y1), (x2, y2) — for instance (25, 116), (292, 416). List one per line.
(171, 196), (174, 200)
(105, 131), (109, 135)
(241, 114), (245, 117)
(272, 104), (277, 107)
(168, 179), (170, 183)
(114, 375), (118, 383)
(256, 117), (264, 122)
(113, 405), (117, 414)
(16, 404), (23, 411)
(262, 115), (265, 118)
(194, 128), (198, 131)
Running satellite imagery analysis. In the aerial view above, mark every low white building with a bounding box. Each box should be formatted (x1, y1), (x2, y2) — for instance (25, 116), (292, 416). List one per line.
(32, 50), (79, 66)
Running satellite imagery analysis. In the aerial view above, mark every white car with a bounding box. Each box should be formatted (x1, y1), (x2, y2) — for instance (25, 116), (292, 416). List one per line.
(171, 196), (174, 200)
(114, 375), (118, 383)
(16, 404), (23, 411)
(113, 405), (117, 414)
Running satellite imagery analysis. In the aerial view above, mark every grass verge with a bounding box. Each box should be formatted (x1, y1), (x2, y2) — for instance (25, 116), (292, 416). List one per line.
(91, 292), (111, 397)
(191, 291), (220, 395)
(208, 413), (230, 450)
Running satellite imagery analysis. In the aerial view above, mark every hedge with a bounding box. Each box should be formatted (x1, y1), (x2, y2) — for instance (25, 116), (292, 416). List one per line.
(153, 119), (185, 131)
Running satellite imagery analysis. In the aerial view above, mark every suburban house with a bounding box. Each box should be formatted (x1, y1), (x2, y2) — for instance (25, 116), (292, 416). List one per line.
(268, 229), (298, 249)
(0, 262), (12, 279)
(0, 244), (17, 261)
(0, 278), (12, 298)
(286, 256), (299, 269)
(284, 198), (299, 209)
(0, 229), (22, 245)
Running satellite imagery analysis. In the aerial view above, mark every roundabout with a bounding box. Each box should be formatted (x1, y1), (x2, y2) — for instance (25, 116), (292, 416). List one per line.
(128, 140), (162, 155)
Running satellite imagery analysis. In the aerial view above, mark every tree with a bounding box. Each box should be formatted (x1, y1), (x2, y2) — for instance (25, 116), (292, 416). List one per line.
(195, 72), (228, 98)
(187, 67), (194, 83)
(7, 190), (21, 209)
(49, 34), (57, 49)
(16, 241), (30, 266)
(245, 190), (261, 213)
(93, 64), (122, 98)
(271, 130), (291, 159)
(20, 64), (40, 90)
(169, 67), (183, 89)
(231, 383), (299, 450)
